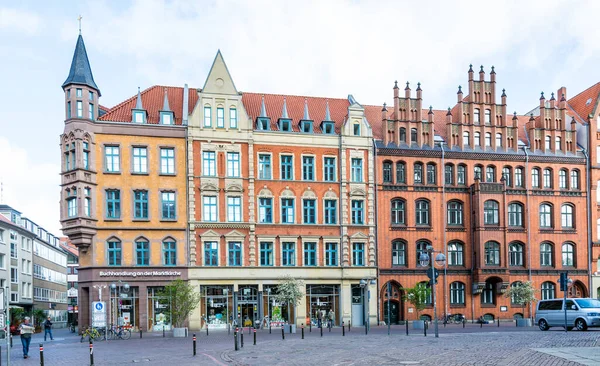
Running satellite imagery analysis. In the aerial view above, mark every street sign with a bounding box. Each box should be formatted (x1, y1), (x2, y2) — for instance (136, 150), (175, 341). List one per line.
(92, 301), (107, 328)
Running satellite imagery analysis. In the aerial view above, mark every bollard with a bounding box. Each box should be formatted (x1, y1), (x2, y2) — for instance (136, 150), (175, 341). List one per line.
(228, 323), (230, 335)
(480, 320), (483, 328)
(269, 325), (271, 334)
(89, 339), (94, 366)
(253, 328), (256, 345)
(444, 318), (446, 328)
(309, 322), (312, 333)
(301, 324), (304, 339)
(329, 322), (331, 332)
(39, 344), (44, 366)
(349, 321), (351, 331)
(193, 333), (197, 356)
(140, 329), (142, 338)
(342, 321), (345, 336)
(241, 332), (244, 348)
(207, 325), (209, 336)
(498, 318), (500, 327)
(234, 330), (238, 351)
(163, 325), (165, 337)
(10, 335), (12, 348)
(281, 325), (285, 340)
(463, 319), (466, 328)
(406, 320), (409, 336)
(289, 324), (292, 334)
(320, 325), (323, 337)
(424, 322), (427, 337)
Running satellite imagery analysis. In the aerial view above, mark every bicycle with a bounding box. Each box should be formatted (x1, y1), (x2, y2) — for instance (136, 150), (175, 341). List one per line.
(80, 326), (104, 343)
(69, 323), (77, 333)
(106, 324), (131, 340)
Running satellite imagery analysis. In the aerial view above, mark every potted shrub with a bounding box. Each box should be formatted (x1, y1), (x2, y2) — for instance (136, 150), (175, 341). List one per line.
(273, 275), (304, 332)
(32, 309), (46, 333)
(157, 279), (201, 337)
(402, 283), (431, 329)
(10, 308), (24, 335)
(503, 281), (537, 327)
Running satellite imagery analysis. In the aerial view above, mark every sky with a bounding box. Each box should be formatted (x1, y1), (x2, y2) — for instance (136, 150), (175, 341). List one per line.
(1, 0), (600, 235)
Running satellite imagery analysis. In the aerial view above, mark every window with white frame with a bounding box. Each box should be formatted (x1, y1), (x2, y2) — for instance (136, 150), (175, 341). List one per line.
(227, 152), (240, 177)
(203, 196), (217, 222)
(227, 197), (242, 222)
(203, 151), (216, 176)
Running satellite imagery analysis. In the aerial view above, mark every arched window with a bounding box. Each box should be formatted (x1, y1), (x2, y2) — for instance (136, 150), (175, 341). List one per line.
(562, 242), (575, 266)
(399, 127), (406, 142)
(474, 131), (481, 146)
(448, 241), (464, 266)
(555, 136), (562, 151)
(540, 242), (553, 266)
(495, 133), (502, 148)
(383, 161), (393, 183)
(416, 241), (429, 267)
(450, 282), (465, 305)
(415, 200), (430, 225)
(447, 201), (463, 226)
(514, 167), (524, 187)
(484, 200), (499, 225)
(561, 204), (574, 228)
(485, 165), (496, 182)
(457, 164), (467, 185)
(570, 170), (579, 190)
(539, 203), (553, 228)
(463, 131), (470, 147)
(474, 108), (480, 124)
(426, 163), (436, 184)
(107, 238), (122, 266)
(411, 128), (418, 143)
(474, 165), (483, 180)
(541, 281), (556, 300)
(531, 168), (540, 188)
(508, 202), (524, 227)
(396, 162), (406, 184)
(485, 132), (492, 147)
(502, 167), (511, 187)
(510, 282), (523, 304)
(391, 240), (406, 266)
(414, 163), (423, 184)
(543, 168), (552, 188)
(509, 242), (524, 266)
(484, 241), (500, 265)
(545, 135), (551, 150)
(559, 169), (567, 189)
(485, 109), (491, 124)
(444, 164), (454, 185)
(391, 199), (406, 225)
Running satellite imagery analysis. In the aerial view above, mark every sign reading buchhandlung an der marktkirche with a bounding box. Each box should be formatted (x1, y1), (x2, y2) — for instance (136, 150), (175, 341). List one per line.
(98, 271), (182, 278)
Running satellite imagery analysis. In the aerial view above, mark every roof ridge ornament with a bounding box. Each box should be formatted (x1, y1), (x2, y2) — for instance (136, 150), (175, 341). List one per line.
(77, 15), (82, 35)
(550, 92), (555, 101)
(382, 102), (387, 112)
(135, 87), (143, 109)
(260, 95), (267, 118)
(324, 99), (331, 121)
(405, 81), (410, 90)
(281, 97), (289, 119)
(393, 80), (398, 89)
(540, 91), (545, 100)
(457, 85), (462, 94)
(468, 64), (473, 73)
(501, 88), (506, 97)
(162, 88), (171, 111)
(303, 98), (310, 120)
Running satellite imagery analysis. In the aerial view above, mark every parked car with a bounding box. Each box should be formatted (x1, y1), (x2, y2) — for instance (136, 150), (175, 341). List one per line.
(536, 298), (600, 331)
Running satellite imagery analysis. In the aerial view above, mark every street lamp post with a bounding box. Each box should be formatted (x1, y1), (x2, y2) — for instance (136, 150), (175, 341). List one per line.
(359, 278), (376, 334)
(419, 245), (446, 338)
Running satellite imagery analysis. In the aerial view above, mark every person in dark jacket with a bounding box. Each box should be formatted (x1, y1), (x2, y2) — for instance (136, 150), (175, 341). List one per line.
(44, 316), (54, 341)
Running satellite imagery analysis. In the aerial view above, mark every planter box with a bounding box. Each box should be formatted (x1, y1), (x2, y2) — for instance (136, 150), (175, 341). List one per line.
(516, 318), (532, 327)
(412, 320), (425, 329)
(173, 327), (187, 338)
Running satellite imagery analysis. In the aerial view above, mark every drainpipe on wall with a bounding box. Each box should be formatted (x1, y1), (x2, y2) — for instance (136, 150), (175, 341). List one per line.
(470, 180), (475, 322)
(523, 146), (532, 318)
(339, 125), (345, 324)
(373, 139), (380, 324)
(440, 142), (448, 318)
(583, 147), (593, 294)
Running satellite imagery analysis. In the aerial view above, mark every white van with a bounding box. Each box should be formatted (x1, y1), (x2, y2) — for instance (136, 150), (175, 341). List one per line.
(535, 298), (600, 331)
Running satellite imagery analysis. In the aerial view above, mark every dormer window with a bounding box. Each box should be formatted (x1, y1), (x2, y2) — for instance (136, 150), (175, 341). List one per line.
(76, 88), (82, 98)
(257, 117), (270, 131)
(353, 123), (360, 136)
(301, 121), (313, 133)
(134, 111), (145, 123)
(322, 121), (334, 134)
(279, 119), (292, 132)
(160, 112), (174, 125)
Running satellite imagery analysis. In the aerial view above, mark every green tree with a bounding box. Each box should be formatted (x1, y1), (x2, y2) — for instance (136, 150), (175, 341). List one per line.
(273, 275), (304, 322)
(504, 281), (537, 322)
(157, 279), (201, 328)
(402, 283), (431, 320)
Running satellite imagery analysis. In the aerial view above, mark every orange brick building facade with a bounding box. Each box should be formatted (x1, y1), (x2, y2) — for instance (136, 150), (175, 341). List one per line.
(374, 67), (590, 323)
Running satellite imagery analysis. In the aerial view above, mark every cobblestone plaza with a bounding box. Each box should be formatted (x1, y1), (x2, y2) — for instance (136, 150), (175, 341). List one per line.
(6, 325), (600, 365)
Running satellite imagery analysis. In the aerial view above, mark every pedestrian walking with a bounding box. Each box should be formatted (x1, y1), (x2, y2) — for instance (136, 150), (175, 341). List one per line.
(44, 316), (54, 341)
(19, 317), (34, 359)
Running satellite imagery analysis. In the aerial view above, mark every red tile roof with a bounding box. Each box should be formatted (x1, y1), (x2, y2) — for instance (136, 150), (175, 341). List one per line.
(98, 85), (198, 125)
(567, 82), (600, 122)
(241, 93), (350, 133)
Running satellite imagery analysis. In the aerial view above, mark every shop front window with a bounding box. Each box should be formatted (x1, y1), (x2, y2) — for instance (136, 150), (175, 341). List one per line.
(147, 287), (172, 331)
(200, 285), (233, 329)
(110, 286), (139, 330)
(306, 285), (339, 327)
(264, 285), (294, 327)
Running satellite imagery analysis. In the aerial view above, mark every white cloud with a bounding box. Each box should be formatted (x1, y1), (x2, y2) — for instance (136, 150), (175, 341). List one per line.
(0, 136), (61, 235)
(0, 7), (42, 35)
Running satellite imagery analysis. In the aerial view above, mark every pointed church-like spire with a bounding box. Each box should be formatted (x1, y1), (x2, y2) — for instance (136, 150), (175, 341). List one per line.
(62, 34), (100, 94)
(324, 100), (332, 121)
(303, 98), (310, 120)
(260, 95), (268, 117)
(281, 97), (289, 119)
(135, 87), (143, 109)
(162, 88), (171, 111)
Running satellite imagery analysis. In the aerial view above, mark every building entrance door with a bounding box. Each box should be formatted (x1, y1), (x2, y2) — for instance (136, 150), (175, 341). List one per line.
(383, 301), (399, 324)
(237, 286), (258, 327)
(351, 285), (363, 326)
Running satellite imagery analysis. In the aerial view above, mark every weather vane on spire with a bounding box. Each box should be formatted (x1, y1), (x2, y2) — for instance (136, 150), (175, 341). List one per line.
(78, 15), (82, 35)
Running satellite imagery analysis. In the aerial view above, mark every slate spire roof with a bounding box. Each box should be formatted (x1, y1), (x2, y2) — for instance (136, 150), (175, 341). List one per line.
(62, 34), (100, 94)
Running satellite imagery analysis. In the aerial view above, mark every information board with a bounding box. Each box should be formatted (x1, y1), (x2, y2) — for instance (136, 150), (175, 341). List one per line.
(92, 301), (107, 328)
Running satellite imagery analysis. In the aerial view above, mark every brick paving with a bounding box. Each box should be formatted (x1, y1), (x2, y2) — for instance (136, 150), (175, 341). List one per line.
(3, 325), (599, 365)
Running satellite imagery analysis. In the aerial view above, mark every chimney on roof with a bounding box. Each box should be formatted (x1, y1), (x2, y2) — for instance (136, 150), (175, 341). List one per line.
(405, 81), (411, 99)
(281, 97), (289, 119)
(393, 81), (400, 120)
(182, 84), (189, 125)
(479, 65), (485, 81)
(260, 95), (268, 118)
